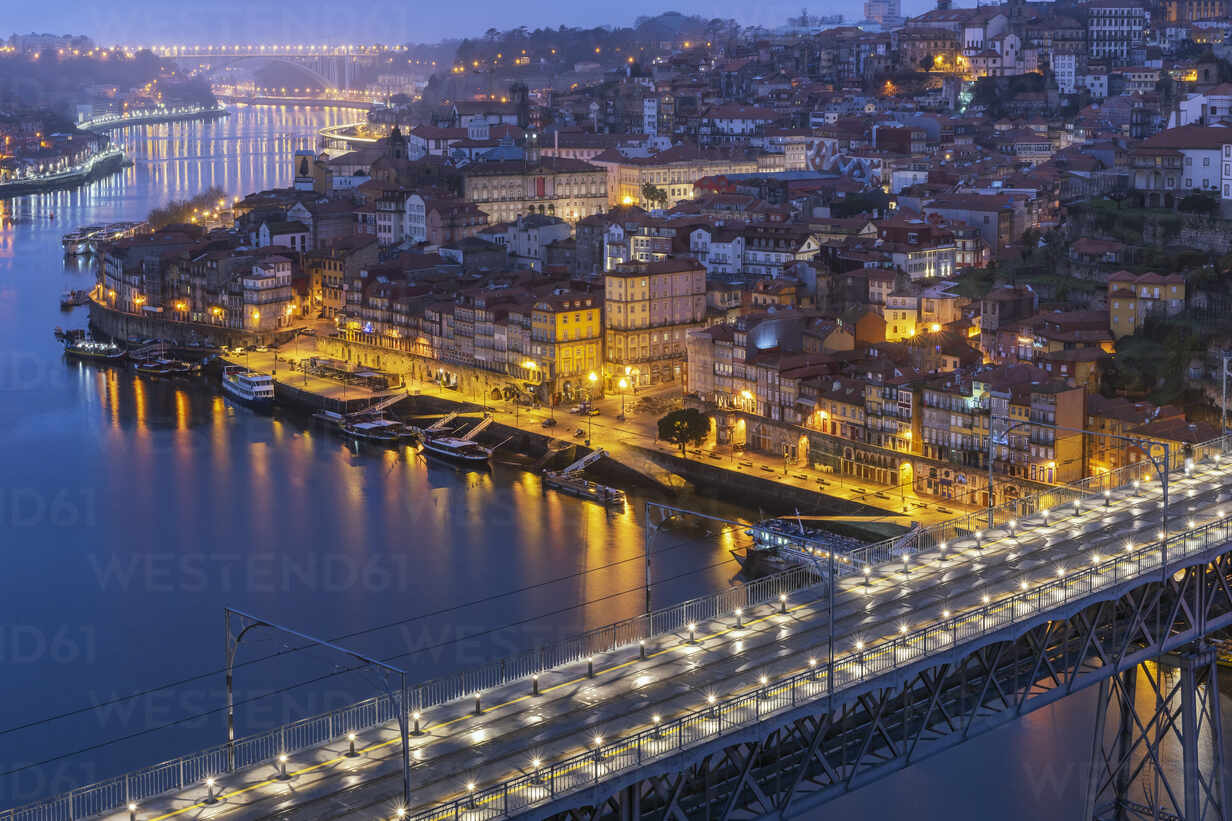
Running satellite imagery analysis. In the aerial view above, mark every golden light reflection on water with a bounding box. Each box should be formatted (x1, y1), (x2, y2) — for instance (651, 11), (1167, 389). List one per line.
(131, 371), (147, 434)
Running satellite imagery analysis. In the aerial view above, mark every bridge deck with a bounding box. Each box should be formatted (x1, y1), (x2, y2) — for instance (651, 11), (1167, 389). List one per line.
(95, 463), (1232, 821)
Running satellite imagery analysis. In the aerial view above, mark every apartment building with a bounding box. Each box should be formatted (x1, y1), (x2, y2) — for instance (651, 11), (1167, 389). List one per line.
(919, 364), (1084, 504)
(1107, 271), (1187, 337)
(528, 290), (603, 400)
(1087, 0), (1147, 63)
(605, 258), (706, 387)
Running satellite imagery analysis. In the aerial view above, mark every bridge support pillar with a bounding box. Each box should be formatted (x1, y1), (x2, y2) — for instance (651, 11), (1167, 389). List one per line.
(1085, 645), (1227, 821)
(617, 783), (640, 821)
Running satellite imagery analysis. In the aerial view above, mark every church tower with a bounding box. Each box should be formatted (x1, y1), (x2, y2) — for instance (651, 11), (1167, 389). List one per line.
(386, 126), (407, 161)
(510, 82), (530, 129)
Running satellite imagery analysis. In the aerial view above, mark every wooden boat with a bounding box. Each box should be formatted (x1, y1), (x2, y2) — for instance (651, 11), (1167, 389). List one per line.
(64, 338), (125, 362)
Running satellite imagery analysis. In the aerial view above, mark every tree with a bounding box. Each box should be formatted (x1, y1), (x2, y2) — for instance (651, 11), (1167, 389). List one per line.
(658, 408), (710, 455)
(641, 182), (668, 208)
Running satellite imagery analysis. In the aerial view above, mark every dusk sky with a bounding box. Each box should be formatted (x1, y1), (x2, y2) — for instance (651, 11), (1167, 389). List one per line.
(9, 0), (938, 46)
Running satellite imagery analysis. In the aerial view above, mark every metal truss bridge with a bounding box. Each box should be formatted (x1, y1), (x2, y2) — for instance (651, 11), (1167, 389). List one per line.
(6, 439), (1232, 821)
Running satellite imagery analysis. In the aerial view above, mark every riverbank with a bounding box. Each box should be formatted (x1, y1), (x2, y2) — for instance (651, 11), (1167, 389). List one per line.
(78, 104), (229, 132)
(0, 148), (125, 198)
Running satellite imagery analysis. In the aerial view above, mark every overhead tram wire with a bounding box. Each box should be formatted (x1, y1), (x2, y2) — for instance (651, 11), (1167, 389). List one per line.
(0, 519), (749, 739)
(0, 552), (744, 779)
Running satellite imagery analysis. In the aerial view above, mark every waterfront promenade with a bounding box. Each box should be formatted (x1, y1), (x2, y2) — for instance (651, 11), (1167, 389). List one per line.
(78, 104), (228, 131)
(0, 147), (124, 197)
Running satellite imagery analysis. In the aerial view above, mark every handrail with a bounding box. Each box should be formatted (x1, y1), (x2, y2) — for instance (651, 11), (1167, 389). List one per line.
(407, 510), (1232, 821)
(4, 435), (1230, 821)
(0, 561), (820, 821)
(844, 433), (1232, 574)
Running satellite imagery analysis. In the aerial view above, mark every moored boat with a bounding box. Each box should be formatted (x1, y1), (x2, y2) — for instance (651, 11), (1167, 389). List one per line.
(733, 517), (868, 577)
(542, 472), (626, 505)
(134, 357), (199, 377)
(64, 338), (126, 362)
(341, 417), (414, 443)
(134, 358), (176, 376)
(221, 365), (275, 410)
(313, 409), (345, 429)
(419, 432), (492, 464)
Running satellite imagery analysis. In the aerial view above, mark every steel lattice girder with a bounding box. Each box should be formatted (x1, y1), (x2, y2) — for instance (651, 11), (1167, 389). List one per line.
(1085, 646), (1227, 821)
(519, 551), (1232, 821)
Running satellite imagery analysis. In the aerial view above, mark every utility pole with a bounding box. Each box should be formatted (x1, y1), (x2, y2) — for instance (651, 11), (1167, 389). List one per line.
(1222, 351), (1231, 435)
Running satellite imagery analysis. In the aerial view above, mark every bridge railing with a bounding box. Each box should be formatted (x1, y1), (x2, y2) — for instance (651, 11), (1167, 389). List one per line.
(844, 433), (1232, 574)
(0, 560), (819, 821)
(406, 509), (1232, 821)
(406, 562), (819, 711)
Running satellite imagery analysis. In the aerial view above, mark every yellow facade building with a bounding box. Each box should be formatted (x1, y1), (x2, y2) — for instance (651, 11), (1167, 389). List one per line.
(529, 291), (603, 400)
(1108, 271), (1186, 338)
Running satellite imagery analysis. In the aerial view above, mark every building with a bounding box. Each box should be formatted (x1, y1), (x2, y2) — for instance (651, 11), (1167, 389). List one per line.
(604, 258), (707, 387)
(876, 217), (957, 280)
(1107, 271), (1187, 337)
(461, 157), (607, 224)
(527, 290), (603, 401)
(923, 194), (1026, 252)
(591, 145), (760, 210)
(506, 214), (572, 270)
(258, 220), (310, 253)
(919, 365), (1085, 505)
(697, 105), (779, 146)
(1129, 124), (1228, 207)
(304, 234), (380, 319)
(241, 257), (295, 332)
(1087, 0), (1147, 63)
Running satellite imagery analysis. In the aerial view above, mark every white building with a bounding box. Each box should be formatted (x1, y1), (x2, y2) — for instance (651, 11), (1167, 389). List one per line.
(507, 214), (571, 271)
(689, 227), (746, 274)
(1080, 71), (1110, 100)
(1053, 53), (1078, 94)
(643, 98), (658, 137)
(258, 221), (310, 252)
(1087, 1), (1147, 62)
(1173, 86), (1232, 127)
(404, 193), (427, 245)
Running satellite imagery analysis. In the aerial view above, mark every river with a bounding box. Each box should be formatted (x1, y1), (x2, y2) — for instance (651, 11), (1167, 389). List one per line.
(0, 105), (1225, 819)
